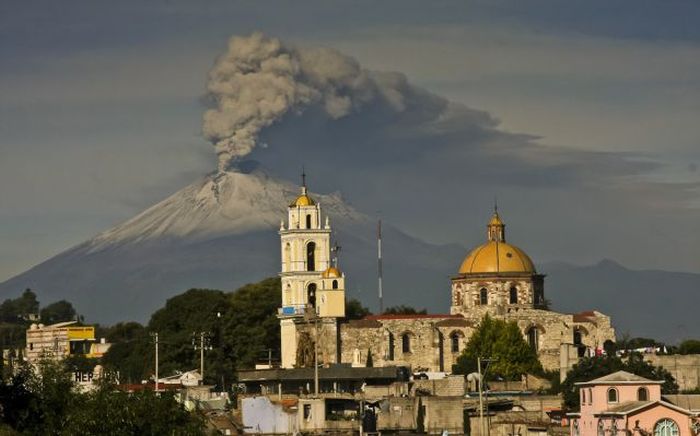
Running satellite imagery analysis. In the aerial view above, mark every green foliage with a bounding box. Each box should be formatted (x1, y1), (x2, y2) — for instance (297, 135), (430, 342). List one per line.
(345, 298), (372, 320)
(0, 360), (204, 435)
(617, 335), (663, 350)
(0, 289), (39, 323)
(452, 314), (542, 380)
(62, 355), (100, 374)
(382, 305), (427, 315)
(39, 300), (77, 325)
(678, 339), (700, 355)
(101, 277), (281, 388)
(560, 353), (678, 410)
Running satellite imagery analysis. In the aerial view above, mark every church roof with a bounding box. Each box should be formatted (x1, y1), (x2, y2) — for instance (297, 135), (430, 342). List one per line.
(457, 210), (536, 275)
(459, 241), (535, 274)
(575, 370), (663, 386)
(365, 314), (462, 321)
(289, 194), (315, 207)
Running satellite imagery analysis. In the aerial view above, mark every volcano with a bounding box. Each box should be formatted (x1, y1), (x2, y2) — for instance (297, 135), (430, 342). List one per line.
(0, 168), (464, 323)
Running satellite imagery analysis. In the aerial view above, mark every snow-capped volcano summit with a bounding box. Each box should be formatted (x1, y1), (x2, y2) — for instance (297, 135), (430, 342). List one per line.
(0, 169), (463, 323)
(87, 168), (367, 251)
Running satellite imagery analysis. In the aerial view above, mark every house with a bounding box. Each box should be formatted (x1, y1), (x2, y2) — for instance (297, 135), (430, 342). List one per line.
(568, 371), (700, 436)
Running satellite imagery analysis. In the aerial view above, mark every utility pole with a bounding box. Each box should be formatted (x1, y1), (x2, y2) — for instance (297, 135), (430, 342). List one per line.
(151, 332), (159, 392)
(478, 357), (484, 436)
(200, 332), (205, 379)
(478, 357), (495, 436)
(193, 332), (212, 384)
(377, 219), (383, 314)
(314, 313), (319, 396)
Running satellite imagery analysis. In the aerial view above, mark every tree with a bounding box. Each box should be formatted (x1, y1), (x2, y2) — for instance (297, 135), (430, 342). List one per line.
(382, 305), (427, 315)
(452, 314), (542, 380)
(40, 300), (77, 324)
(345, 298), (371, 320)
(560, 353), (678, 409)
(101, 277), (282, 388)
(0, 288), (39, 322)
(678, 339), (700, 355)
(0, 359), (204, 435)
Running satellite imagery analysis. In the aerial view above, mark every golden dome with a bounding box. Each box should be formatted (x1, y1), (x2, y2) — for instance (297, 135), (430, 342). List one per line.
(458, 241), (536, 274)
(488, 213), (504, 226)
(289, 194), (315, 207)
(322, 266), (342, 278)
(458, 209), (536, 274)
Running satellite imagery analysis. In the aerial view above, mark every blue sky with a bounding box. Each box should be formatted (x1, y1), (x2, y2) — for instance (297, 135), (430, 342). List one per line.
(1, 0), (699, 281)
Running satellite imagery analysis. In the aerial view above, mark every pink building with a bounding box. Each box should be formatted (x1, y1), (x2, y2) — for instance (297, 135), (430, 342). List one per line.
(569, 371), (699, 436)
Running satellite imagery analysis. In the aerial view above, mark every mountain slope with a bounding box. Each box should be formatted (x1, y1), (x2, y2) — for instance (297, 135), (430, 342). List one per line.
(0, 169), (464, 323)
(544, 259), (700, 344)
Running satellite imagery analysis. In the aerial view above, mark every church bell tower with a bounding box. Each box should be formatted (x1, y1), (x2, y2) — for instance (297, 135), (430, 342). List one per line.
(278, 172), (346, 369)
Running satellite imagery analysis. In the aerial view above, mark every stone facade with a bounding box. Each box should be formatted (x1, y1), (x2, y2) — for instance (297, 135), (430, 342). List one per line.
(277, 183), (616, 374)
(644, 354), (700, 392)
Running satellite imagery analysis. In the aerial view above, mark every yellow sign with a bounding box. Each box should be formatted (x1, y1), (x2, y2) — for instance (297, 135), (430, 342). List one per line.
(67, 327), (95, 340)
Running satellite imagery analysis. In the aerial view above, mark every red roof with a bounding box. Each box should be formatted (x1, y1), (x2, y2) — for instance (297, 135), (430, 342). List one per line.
(364, 314), (462, 320)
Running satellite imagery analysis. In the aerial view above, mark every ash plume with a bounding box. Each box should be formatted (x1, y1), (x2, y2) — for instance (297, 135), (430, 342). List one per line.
(203, 32), (424, 172)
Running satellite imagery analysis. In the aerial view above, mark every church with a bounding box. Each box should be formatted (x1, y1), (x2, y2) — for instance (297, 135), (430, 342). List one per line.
(277, 179), (615, 375)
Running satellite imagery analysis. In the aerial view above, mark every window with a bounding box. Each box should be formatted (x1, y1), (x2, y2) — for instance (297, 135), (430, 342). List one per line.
(450, 333), (461, 353)
(527, 327), (539, 352)
(305, 214), (312, 229)
(480, 288), (488, 305)
(582, 389), (586, 405)
(332, 280), (338, 289)
(607, 388), (618, 403)
(307, 283), (317, 308)
(306, 242), (316, 271)
(588, 388), (592, 405)
(402, 333), (411, 353)
(509, 287), (518, 304)
(303, 404), (312, 420)
(387, 333), (394, 361)
(638, 387), (648, 401)
(654, 419), (679, 436)
(29, 343), (33, 351)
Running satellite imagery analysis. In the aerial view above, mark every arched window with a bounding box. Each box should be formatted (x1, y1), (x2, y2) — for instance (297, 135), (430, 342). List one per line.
(387, 333), (395, 361)
(450, 332), (462, 353)
(638, 387), (649, 401)
(574, 329), (582, 346)
(480, 288), (488, 305)
(527, 327), (539, 352)
(307, 283), (317, 308)
(306, 242), (316, 271)
(654, 419), (679, 436)
(332, 280), (338, 289)
(402, 333), (411, 353)
(284, 243), (291, 270)
(509, 287), (518, 304)
(305, 214), (312, 229)
(607, 388), (618, 403)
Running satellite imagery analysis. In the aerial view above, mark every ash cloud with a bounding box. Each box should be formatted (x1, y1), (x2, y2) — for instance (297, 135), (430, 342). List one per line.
(203, 32), (443, 171)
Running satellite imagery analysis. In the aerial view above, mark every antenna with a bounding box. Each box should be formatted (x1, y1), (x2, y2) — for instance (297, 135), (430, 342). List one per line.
(377, 218), (383, 314)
